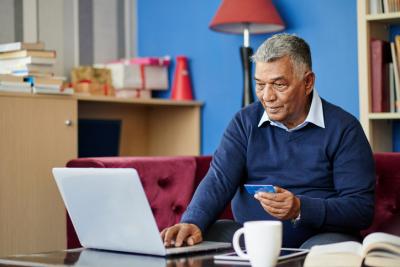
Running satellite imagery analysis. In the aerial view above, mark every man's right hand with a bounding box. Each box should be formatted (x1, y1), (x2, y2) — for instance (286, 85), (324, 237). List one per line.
(160, 223), (203, 247)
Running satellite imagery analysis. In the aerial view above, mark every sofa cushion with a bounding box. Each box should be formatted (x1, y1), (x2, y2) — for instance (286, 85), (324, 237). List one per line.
(66, 156), (199, 248)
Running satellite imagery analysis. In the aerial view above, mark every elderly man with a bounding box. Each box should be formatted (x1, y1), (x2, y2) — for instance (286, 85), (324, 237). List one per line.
(161, 33), (375, 249)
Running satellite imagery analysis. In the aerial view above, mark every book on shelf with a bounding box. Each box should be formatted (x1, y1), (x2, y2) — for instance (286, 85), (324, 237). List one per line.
(29, 76), (73, 95)
(303, 232), (400, 267)
(0, 42), (45, 53)
(370, 0), (400, 14)
(22, 63), (54, 72)
(369, 0), (384, 14)
(24, 76), (65, 91)
(371, 39), (391, 113)
(389, 63), (396, 112)
(390, 42), (400, 112)
(394, 35), (400, 111)
(0, 84), (31, 93)
(0, 56), (56, 71)
(0, 74), (26, 83)
(11, 70), (54, 77)
(0, 59), (56, 76)
(10, 63), (55, 77)
(0, 49), (56, 60)
(0, 75), (31, 93)
(34, 76), (65, 87)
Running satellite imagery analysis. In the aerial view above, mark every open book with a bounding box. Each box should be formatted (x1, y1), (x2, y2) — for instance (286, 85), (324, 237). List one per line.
(303, 232), (400, 267)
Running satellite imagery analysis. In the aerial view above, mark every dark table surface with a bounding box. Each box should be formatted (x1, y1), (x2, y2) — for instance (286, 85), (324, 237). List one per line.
(0, 248), (305, 267)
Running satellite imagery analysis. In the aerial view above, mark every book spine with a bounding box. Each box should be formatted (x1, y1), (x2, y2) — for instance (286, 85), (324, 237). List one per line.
(0, 43), (20, 53)
(369, 0), (380, 14)
(389, 63), (395, 112)
(371, 40), (384, 112)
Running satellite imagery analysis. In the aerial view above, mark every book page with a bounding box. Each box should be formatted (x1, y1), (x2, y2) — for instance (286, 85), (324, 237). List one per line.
(365, 251), (400, 267)
(363, 232), (400, 256)
(367, 250), (400, 259)
(309, 241), (363, 256)
(304, 242), (363, 267)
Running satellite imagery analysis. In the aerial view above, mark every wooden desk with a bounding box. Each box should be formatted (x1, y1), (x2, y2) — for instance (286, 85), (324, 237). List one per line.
(77, 94), (202, 156)
(0, 248), (306, 267)
(0, 92), (202, 257)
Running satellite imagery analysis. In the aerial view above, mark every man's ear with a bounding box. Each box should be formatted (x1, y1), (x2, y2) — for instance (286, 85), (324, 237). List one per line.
(304, 71), (315, 95)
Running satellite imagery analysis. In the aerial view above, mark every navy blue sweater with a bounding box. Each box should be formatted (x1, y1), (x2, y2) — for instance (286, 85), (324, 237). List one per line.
(181, 99), (375, 248)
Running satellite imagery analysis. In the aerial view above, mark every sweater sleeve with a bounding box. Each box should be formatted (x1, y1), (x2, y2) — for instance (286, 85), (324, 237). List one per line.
(180, 112), (248, 233)
(299, 120), (375, 231)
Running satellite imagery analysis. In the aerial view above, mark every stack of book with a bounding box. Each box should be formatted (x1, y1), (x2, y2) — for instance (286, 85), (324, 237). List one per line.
(370, 36), (400, 113)
(28, 76), (73, 95)
(0, 41), (72, 95)
(0, 42), (55, 77)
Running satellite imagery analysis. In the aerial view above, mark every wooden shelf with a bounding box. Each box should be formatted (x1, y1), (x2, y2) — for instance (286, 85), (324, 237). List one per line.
(369, 113), (400, 119)
(366, 12), (400, 22)
(358, 0), (400, 152)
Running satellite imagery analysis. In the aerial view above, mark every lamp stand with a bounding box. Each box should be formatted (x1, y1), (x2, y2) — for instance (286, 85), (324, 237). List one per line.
(240, 46), (254, 107)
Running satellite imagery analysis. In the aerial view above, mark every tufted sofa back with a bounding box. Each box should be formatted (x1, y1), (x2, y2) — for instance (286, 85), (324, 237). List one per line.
(65, 155), (232, 248)
(65, 153), (400, 248)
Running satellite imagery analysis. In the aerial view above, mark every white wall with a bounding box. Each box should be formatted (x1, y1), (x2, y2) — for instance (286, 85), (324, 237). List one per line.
(0, 0), (137, 77)
(0, 0), (18, 43)
(93, 0), (119, 64)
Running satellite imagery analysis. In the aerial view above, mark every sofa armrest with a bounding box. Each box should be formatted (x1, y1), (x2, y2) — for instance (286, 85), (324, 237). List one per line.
(362, 153), (400, 237)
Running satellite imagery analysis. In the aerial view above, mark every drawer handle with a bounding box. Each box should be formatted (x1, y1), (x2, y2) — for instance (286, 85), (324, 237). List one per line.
(65, 120), (73, 126)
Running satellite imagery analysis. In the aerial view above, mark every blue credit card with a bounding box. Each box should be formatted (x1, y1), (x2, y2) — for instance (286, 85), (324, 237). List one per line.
(244, 184), (276, 195)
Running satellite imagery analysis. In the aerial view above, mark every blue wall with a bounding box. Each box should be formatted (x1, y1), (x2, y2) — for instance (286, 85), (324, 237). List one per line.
(137, 0), (358, 155)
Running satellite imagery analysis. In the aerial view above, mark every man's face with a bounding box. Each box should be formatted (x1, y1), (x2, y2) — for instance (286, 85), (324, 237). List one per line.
(254, 56), (315, 129)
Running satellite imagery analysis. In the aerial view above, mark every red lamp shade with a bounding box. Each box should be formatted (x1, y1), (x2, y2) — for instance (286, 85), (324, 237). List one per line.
(209, 0), (285, 34)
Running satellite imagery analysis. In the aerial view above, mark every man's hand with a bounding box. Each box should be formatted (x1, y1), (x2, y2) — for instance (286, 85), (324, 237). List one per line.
(160, 223), (203, 247)
(254, 186), (300, 220)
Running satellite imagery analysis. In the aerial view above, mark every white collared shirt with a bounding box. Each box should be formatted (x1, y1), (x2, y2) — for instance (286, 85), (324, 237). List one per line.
(257, 89), (325, 132)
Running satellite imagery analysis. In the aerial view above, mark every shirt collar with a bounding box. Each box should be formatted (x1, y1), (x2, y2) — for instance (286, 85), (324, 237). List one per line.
(257, 89), (325, 131)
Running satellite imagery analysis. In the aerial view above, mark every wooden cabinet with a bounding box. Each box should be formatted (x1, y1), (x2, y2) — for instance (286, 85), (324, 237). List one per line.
(77, 95), (201, 156)
(0, 93), (202, 256)
(357, 0), (400, 151)
(0, 94), (77, 257)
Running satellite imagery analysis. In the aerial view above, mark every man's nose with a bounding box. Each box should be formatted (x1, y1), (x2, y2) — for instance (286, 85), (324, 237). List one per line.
(263, 85), (276, 102)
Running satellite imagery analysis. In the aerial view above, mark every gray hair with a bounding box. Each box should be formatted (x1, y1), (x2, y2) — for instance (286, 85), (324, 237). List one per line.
(251, 33), (312, 77)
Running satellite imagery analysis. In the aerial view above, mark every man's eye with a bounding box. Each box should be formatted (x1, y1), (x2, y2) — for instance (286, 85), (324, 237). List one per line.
(273, 83), (287, 90)
(256, 83), (265, 90)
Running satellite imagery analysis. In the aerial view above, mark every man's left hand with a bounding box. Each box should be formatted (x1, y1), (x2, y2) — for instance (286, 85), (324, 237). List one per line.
(254, 186), (300, 220)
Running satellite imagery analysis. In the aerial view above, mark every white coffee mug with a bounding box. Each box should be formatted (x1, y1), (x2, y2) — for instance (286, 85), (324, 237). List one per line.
(232, 221), (282, 267)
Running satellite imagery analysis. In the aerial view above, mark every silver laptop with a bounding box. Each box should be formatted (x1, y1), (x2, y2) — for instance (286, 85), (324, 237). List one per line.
(52, 168), (231, 256)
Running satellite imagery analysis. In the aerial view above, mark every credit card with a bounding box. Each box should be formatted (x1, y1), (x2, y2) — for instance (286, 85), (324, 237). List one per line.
(244, 184), (276, 195)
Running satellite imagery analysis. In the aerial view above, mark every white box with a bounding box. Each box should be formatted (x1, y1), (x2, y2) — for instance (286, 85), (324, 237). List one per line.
(99, 57), (170, 90)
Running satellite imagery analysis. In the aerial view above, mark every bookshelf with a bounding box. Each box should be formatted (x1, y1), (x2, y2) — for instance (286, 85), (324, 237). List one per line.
(0, 92), (202, 257)
(357, 0), (400, 151)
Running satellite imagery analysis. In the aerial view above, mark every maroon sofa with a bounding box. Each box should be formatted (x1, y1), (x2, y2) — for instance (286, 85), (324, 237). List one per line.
(65, 156), (232, 248)
(65, 153), (400, 248)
